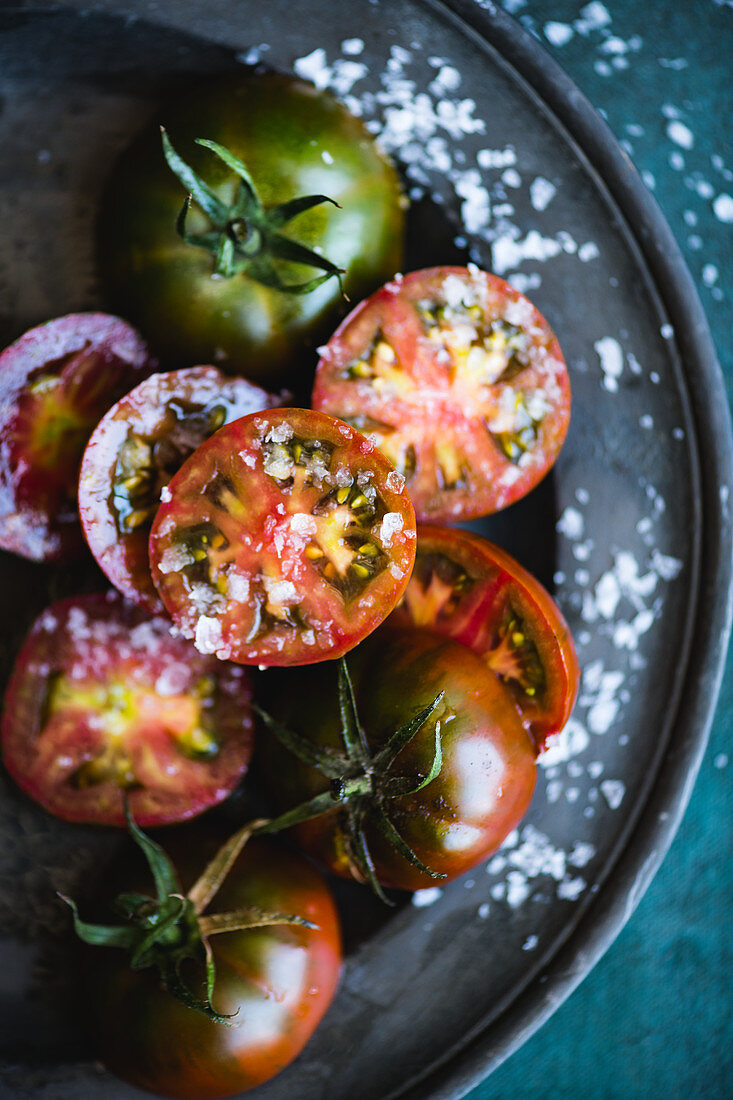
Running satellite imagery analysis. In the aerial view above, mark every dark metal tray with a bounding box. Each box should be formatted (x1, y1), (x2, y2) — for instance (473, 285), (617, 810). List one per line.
(0, 2), (731, 1098)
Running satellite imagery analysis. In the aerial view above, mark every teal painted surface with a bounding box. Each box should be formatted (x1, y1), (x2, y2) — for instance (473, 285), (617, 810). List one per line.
(469, 2), (732, 1097)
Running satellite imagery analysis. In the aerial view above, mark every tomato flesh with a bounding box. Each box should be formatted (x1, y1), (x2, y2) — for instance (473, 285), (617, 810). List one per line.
(79, 367), (280, 612)
(1, 593), (254, 825)
(390, 525), (579, 749)
(148, 408), (416, 666)
(313, 266), (571, 522)
(0, 313), (154, 561)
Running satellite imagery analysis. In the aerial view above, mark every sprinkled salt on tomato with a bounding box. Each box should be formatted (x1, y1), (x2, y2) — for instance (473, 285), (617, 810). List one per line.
(148, 408), (416, 666)
(1, 592), (254, 826)
(79, 366), (280, 613)
(312, 265), (571, 522)
(0, 313), (155, 562)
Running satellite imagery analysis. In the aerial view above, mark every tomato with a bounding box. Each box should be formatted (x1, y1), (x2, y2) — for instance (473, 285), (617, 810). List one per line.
(389, 526), (579, 749)
(148, 408), (416, 667)
(78, 367), (280, 613)
(98, 72), (405, 390)
(0, 313), (154, 561)
(1, 592), (254, 826)
(312, 265), (571, 522)
(76, 827), (341, 1099)
(258, 629), (537, 893)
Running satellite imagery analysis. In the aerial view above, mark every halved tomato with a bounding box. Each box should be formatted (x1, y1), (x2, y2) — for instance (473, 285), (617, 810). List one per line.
(312, 266), (571, 523)
(0, 313), (155, 561)
(78, 367), (281, 613)
(148, 408), (416, 667)
(1, 593), (254, 826)
(389, 526), (578, 749)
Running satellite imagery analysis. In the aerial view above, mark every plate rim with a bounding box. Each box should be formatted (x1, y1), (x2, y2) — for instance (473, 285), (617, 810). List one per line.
(3, 2), (732, 1097)
(391, 3), (733, 1097)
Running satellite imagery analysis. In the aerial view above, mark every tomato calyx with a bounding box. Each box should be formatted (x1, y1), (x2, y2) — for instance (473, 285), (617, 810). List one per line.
(61, 808), (317, 1024)
(255, 660), (446, 903)
(161, 130), (346, 295)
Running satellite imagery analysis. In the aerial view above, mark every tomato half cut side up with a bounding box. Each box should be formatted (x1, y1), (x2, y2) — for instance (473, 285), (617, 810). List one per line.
(0, 313), (155, 561)
(1, 593), (254, 826)
(79, 367), (281, 613)
(148, 408), (417, 666)
(389, 525), (579, 750)
(313, 265), (571, 523)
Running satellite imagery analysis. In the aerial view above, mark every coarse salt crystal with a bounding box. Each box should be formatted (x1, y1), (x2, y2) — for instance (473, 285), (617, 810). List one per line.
(376, 512), (404, 547)
(290, 513), (318, 536)
(265, 422), (293, 444)
(194, 616), (223, 655)
(227, 573), (250, 603)
(159, 545), (194, 574)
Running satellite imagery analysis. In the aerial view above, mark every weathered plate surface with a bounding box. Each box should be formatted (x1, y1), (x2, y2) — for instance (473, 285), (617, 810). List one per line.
(0, 2), (730, 1099)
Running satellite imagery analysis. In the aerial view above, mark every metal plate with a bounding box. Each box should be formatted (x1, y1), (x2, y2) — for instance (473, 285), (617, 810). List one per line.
(0, 2), (731, 1098)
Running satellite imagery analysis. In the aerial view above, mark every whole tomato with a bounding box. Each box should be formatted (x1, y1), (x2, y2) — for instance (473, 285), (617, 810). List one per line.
(70, 824), (342, 1100)
(98, 72), (406, 389)
(257, 628), (537, 895)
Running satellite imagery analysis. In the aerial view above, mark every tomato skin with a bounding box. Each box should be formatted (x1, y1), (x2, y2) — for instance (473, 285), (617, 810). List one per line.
(98, 73), (405, 389)
(78, 366), (280, 613)
(313, 266), (571, 522)
(88, 834), (341, 1099)
(1, 593), (254, 826)
(0, 313), (154, 561)
(390, 526), (578, 749)
(148, 408), (416, 667)
(260, 629), (537, 891)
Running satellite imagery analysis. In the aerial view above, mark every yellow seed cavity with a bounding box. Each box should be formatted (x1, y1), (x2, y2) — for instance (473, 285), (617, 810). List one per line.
(374, 340), (396, 365)
(436, 443), (462, 488)
(181, 726), (217, 754)
(350, 360), (372, 378)
(122, 475), (144, 491)
(124, 509), (151, 530)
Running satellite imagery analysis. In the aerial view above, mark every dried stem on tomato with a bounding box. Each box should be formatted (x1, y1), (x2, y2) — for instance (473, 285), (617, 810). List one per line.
(61, 807), (315, 1024)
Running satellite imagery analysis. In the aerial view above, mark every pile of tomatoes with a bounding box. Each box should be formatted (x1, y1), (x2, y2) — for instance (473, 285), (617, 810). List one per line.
(0, 71), (578, 1099)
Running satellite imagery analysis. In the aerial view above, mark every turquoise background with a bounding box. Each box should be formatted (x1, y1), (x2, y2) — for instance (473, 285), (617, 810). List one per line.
(469, 2), (732, 1097)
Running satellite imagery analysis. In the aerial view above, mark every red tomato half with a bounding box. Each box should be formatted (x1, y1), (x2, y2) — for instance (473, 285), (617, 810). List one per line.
(148, 408), (416, 666)
(313, 266), (571, 523)
(1, 593), (254, 826)
(0, 313), (154, 561)
(389, 526), (579, 749)
(79, 367), (280, 613)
